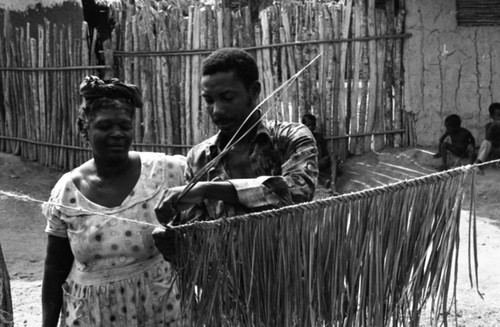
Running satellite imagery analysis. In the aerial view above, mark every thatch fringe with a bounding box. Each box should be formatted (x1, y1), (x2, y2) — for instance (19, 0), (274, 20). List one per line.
(170, 166), (472, 326)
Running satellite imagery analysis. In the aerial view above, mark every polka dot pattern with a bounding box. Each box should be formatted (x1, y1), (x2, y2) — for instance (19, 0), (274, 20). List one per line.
(42, 152), (188, 326)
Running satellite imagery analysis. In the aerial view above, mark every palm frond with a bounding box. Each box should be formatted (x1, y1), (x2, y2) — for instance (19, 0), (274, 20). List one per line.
(172, 167), (475, 326)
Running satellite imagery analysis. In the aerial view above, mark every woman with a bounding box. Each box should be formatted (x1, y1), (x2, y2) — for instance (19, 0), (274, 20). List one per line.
(42, 76), (186, 326)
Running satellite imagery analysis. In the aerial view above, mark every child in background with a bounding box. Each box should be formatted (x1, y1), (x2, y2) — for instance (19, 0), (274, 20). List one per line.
(433, 114), (476, 171)
(475, 102), (500, 172)
(301, 113), (334, 188)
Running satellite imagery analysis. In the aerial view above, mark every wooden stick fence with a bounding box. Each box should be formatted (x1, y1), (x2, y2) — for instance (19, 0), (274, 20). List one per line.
(0, 12), (100, 170)
(110, 1), (411, 159)
(0, 2), (412, 171)
(169, 166), (473, 326)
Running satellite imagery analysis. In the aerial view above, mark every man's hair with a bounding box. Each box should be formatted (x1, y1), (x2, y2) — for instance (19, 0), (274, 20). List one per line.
(301, 113), (317, 124)
(201, 48), (259, 89)
(488, 102), (500, 115)
(445, 114), (461, 129)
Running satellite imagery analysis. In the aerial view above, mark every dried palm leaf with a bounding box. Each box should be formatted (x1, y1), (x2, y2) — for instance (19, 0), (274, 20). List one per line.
(170, 166), (476, 327)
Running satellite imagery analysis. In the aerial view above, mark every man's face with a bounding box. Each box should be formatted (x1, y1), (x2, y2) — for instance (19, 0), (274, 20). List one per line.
(201, 71), (260, 137)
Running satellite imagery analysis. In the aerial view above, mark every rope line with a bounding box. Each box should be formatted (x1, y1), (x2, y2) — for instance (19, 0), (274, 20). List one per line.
(0, 190), (160, 228)
(0, 159), (497, 231)
(168, 160), (492, 232)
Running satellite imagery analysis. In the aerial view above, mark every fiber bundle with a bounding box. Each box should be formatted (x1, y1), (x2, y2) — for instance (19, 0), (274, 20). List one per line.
(171, 168), (472, 327)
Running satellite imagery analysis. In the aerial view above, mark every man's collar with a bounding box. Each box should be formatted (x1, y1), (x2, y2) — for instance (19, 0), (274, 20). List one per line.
(208, 120), (272, 154)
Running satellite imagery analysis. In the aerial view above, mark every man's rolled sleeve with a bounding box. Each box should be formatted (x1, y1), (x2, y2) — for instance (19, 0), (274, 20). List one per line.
(229, 177), (282, 209)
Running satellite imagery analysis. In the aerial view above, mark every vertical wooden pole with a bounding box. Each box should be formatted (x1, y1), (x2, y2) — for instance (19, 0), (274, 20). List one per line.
(349, 1), (363, 155)
(365, 0), (377, 151)
(337, 0), (352, 159)
(394, 7), (406, 147)
(373, 9), (386, 151)
(184, 6), (194, 146)
(190, 6), (201, 144)
(0, 242), (13, 326)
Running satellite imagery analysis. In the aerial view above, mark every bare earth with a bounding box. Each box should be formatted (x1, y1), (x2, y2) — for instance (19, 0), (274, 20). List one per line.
(0, 148), (499, 326)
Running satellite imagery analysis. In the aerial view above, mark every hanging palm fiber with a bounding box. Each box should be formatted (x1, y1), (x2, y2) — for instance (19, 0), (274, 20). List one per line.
(165, 165), (475, 327)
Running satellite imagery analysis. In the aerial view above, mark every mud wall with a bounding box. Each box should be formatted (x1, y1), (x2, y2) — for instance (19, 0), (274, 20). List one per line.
(404, 0), (500, 146)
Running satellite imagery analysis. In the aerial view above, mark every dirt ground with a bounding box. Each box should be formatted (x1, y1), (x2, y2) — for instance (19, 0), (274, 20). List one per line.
(0, 148), (499, 326)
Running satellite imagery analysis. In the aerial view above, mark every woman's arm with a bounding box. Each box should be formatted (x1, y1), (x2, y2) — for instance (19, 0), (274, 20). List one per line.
(42, 235), (74, 327)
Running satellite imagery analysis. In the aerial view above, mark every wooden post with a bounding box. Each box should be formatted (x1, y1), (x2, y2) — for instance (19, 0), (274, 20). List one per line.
(349, 1), (362, 155)
(365, 0), (377, 151)
(0, 242), (13, 326)
(338, 0), (352, 159)
(372, 8), (386, 151)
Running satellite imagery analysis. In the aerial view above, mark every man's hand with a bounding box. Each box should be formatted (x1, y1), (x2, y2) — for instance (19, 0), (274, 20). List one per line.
(154, 184), (208, 225)
(155, 186), (182, 225)
(154, 181), (239, 224)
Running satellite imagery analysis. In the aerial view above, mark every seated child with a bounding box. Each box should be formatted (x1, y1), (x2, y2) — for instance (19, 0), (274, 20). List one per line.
(475, 102), (500, 171)
(301, 113), (336, 189)
(433, 114), (475, 170)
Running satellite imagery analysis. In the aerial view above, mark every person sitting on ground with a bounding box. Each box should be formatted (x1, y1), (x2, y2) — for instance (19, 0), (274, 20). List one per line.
(433, 114), (475, 171)
(153, 47), (318, 228)
(42, 76), (187, 327)
(475, 102), (500, 173)
(301, 113), (336, 188)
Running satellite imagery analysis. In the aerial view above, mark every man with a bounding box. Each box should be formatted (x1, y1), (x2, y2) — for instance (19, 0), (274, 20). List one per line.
(153, 47), (318, 227)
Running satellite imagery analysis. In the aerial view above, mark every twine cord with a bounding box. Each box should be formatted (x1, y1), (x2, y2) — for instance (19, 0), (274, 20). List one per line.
(0, 159), (496, 231)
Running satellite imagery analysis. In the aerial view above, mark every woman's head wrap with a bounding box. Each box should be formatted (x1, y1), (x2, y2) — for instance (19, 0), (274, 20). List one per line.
(79, 75), (143, 108)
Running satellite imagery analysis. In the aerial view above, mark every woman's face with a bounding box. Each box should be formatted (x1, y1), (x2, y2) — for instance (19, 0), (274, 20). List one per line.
(87, 104), (134, 163)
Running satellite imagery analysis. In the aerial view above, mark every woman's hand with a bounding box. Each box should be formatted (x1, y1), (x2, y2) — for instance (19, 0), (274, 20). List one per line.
(152, 227), (181, 263)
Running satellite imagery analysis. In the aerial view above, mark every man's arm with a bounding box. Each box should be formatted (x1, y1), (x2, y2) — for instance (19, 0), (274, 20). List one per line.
(157, 124), (317, 218)
(231, 122), (318, 208)
(42, 235), (73, 327)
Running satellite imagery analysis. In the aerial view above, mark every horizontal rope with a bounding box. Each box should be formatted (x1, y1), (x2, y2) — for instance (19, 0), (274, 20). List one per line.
(0, 131), (407, 147)
(0, 65), (110, 72)
(113, 33), (412, 57)
(325, 129), (406, 140)
(0, 136), (193, 150)
(0, 189), (160, 228)
(168, 162), (481, 233)
(0, 158), (496, 231)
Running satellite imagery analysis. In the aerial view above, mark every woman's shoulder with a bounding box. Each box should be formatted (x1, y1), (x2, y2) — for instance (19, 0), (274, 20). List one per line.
(137, 151), (186, 169)
(135, 152), (186, 187)
(51, 171), (73, 192)
(71, 159), (93, 179)
(45, 169), (79, 211)
(52, 160), (93, 191)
